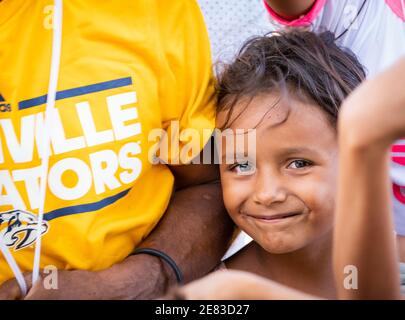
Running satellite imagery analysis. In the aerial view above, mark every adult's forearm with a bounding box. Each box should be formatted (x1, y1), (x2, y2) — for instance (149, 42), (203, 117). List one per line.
(264, 0), (316, 20)
(102, 181), (234, 299)
(170, 269), (318, 300)
(139, 181), (233, 284)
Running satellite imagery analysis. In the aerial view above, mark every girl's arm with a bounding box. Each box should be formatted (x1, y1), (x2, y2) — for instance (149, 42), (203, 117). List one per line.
(334, 58), (405, 299)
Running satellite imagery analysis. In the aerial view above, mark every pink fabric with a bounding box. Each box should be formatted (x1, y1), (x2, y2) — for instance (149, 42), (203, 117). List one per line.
(385, 0), (405, 22)
(393, 157), (405, 166)
(394, 184), (405, 204)
(392, 145), (405, 153)
(263, 0), (326, 27)
(392, 141), (405, 165)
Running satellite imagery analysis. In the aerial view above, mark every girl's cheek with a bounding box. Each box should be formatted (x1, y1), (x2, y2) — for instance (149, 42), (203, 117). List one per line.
(309, 179), (336, 219)
(297, 174), (335, 215)
(222, 179), (248, 213)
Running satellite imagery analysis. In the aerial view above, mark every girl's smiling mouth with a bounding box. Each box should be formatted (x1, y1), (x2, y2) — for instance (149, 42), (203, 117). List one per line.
(244, 211), (304, 223)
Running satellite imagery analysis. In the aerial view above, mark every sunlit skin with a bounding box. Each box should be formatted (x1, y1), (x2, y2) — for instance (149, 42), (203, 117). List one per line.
(217, 93), (339, 298)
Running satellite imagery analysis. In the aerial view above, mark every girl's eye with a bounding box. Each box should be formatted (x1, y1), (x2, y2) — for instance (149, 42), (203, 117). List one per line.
(231, 162), (256, 175)
(287, 159), (313, 169)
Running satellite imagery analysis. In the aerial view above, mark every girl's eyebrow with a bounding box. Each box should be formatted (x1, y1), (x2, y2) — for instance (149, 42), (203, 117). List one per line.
(277, 147), (320, 157)
(221, 152), (254, 163)
(221, 147), (319, 161)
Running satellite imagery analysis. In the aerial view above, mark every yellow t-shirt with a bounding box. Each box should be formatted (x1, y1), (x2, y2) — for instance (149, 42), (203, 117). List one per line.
(0, 0), (215, 284)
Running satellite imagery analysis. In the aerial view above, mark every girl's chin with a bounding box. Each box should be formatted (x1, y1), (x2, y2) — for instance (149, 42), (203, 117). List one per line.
(253, 237), (309, 254)
(260, 245), (304, 254)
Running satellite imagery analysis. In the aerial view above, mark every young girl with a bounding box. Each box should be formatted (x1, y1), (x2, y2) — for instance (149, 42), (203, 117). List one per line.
(199, 0), (405, 262)
(166, 30), (405, 299)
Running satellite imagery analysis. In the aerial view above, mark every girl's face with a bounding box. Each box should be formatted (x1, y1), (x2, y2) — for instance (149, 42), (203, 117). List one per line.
(218, 93), (338, 254)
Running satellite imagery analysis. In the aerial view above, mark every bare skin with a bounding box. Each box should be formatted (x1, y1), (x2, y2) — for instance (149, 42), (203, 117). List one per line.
(169, 269), (318, 300)
(212, 94), (339, 298)
(164, 92), (338, 300)
(166, 59), (405, 301)
(334, 58), (405, 300)
(265, 0), (405, 267)
(264, 0), (316, 20)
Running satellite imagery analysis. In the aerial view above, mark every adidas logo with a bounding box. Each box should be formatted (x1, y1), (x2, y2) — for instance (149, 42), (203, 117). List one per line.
(0, 93), (11, 112)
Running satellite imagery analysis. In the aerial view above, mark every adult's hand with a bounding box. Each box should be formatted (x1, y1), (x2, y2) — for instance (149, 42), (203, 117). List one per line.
(164, 269), (317, 300)
(0, 254), (161, 300)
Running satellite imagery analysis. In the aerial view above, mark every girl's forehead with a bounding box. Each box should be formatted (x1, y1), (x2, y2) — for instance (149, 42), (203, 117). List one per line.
(218, 93), (329, 133)
(217, 94), (287, 130)
(218, 93), (337, 157)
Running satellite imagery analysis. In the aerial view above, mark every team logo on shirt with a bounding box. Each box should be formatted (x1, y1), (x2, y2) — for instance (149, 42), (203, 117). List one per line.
(0, 94), (11, 112)
(0, 209), (49, 251)
(0, 78), (144, 221)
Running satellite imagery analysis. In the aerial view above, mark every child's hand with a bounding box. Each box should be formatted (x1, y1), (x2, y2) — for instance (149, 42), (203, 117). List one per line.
(162, 270), (318, 300)
(339, 58), (405, 150)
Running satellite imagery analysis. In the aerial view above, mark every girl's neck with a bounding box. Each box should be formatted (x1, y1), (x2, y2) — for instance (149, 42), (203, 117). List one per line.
(225, 231), (336, 298)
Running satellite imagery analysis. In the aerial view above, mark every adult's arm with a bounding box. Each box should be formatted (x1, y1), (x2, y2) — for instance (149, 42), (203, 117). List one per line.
(0, 160), (234, 299)
(165, 269), (319, 300)
(264, 0), (316, 20)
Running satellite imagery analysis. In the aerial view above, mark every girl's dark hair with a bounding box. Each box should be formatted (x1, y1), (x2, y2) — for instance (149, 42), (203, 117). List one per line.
(216, 30), (366, 128)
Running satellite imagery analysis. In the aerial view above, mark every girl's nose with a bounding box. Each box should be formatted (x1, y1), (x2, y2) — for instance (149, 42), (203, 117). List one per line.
(253, 170), (287, 207)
